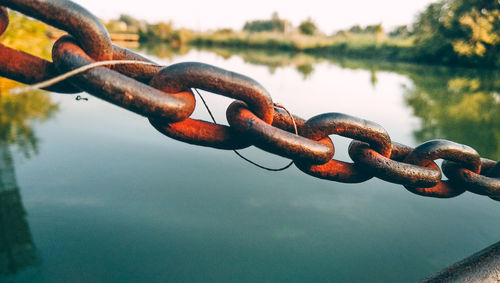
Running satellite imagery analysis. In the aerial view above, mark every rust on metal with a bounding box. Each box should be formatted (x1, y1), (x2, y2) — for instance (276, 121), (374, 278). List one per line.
(150, 62), (274, 124)
(0, 0), (112, 61)
(111, 44), (162, 84)
(149, 62), (275, 150)
(295, 113), (392, 183)
(52, 36), (195, 122)
(349, 141), (441, 187)
(0, 44), (80, 93)
(0, 0), (498, 202)
(0, 6), (78, 93)
(295, 159), (373, 183)
(443, 158), (500, 198)
(0, 6), (7, 35)
(421, 241), (500, 282)
(492, 161), (500, 177)
(149, 105), (307, 151)
(227, 101), (334, 164)
(272, 107), (306, 134)
(150, 118), (251, 150)
(403, 139), (482, 198)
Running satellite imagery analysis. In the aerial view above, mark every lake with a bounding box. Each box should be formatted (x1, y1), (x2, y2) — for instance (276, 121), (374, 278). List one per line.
(1, 46), (500, 282)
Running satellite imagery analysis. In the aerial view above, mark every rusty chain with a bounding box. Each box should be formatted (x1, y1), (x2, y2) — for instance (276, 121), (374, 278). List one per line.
(0, 0), (498, 201)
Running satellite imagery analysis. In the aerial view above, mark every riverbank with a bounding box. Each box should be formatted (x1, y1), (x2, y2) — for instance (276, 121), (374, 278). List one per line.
(185, 31), (493, 68)
(128, 0), (499, 69)
(190, 31), (409, 59)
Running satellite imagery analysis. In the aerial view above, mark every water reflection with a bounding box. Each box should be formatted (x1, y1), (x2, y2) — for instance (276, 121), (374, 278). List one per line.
(139, 42), (191, 61)
(0, 141), (37, 275)
(0, 79), (59, 276)
(402, 69), (500, 159)
(141, 44), (500, 159)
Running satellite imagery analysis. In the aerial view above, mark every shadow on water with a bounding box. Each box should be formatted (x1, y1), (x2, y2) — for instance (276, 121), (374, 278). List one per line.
(0, 79), (59, 277)
(141, 44), (500, 160)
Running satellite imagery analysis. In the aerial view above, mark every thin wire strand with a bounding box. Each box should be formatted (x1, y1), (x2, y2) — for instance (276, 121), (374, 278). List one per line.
(193, 88), (296, 172)
(9, 60), (160, 95)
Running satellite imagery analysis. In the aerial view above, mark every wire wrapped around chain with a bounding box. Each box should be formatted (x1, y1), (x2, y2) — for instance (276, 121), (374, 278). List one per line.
(0, 0), (498, 202)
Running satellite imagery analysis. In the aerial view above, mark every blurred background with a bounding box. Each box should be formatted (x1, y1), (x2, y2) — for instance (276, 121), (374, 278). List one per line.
(1, 0), (499, 282)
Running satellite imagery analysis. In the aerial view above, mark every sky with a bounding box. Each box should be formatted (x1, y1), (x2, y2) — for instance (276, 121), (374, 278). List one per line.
(72, 0), (436, 33)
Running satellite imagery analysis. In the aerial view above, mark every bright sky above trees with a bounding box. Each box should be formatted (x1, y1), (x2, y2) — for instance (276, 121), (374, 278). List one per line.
(72, 0), (435, 32)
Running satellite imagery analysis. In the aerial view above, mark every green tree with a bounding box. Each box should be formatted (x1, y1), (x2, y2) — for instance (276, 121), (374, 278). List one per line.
(363, 24), (382, 34)
(349, 25), (363, 33)
(0, 12), (59, 157)
(118, 14), (146, 33)
(119, 14), (139, 26)
(413, 0), (500, 66)
(243, 12), (290, 33)
(1, 11), (51, 60)
(389, 25), (411, 37)
(298, 18), (317, 35)
(139, 21), (191, 45)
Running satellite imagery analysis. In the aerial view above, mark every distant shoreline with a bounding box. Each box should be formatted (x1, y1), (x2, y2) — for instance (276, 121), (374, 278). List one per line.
(103, 0), (499, 69)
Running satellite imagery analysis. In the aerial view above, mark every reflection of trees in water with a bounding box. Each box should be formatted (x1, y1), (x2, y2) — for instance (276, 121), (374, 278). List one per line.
(205, 47), (319, 79)
(0, 79), (59, 276)
(141, 44), (320, 79)
(138, 42), (190, 61)
(401, 69), (500, 160)
(0, 141), (37, 275)
(0, 80), (58, 158)
(326, 59), (500, 159)
(142, 44), (500, 160)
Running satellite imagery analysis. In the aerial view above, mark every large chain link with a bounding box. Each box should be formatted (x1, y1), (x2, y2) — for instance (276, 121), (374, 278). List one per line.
(0, 0), (498, 201)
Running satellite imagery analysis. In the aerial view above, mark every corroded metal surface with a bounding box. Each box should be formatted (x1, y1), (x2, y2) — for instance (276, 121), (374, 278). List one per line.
(111, 45), (162, 84)
(0, 0), (112, 61)
(0, 44), (80, 93)
(0, 5), (78, 92)
(295, 113), (391, 183)
(227, 101), (335, 164)
(151, 62), (274, 124)
(421, 241), (500, 282)
(349, 141), (441, 187)
(0, 6), (7, 35)
(150, 118), (251, 150)
(149, 62), (275, 149)
(0, 0), (498, 202)
(272, 106), (306, 134)
(52, 36), (195, 122)
(149, 105), (308, 151)
(403, 140), (481, 198)
(443, 158), (500, 199)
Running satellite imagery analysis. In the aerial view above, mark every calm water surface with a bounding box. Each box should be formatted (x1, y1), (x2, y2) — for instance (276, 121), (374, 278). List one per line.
(1, 48), (500, 282)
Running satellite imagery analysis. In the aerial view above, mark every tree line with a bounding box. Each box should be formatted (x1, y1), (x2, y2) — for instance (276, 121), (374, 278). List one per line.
(104, 0), (499, 67)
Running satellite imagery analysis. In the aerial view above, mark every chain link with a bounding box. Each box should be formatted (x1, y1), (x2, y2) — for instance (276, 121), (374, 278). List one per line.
(0, 0), (498, 201)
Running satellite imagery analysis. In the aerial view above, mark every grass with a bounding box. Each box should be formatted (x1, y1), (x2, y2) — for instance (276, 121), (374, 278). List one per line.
(187, 31), (419, 64)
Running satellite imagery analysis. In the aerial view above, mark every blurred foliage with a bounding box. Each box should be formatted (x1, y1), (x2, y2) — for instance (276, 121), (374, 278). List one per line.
(243, 12), (291, 33)
(298, 18), (318, 35)
(403, 68), (500, 159)
(193, 46), (321, 77)
(139, 21), (193, 47)
(0, 12), (59, 158)
(0, 81), (58, 158)
(103, 14), (147, 33)
(389, 25), (411, 38)
(314, 55), (500, 158)
(139, 42), (191, 60)
(0, 11), (51, 60)
(132, 0), (499, 68)
(413, 0), (500, 66)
